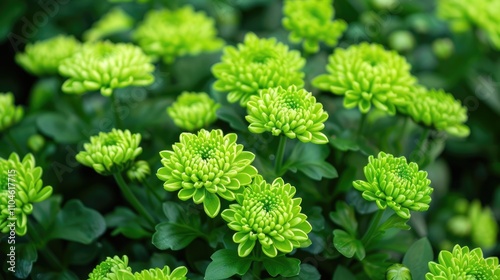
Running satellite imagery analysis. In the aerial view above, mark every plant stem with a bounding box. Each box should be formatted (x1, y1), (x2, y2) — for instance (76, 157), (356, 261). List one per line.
(356, 113), (367, 140)
(27, 219), (65, 270)
(413, 128), (431, 166)
(395, 117), (408, 155)
(361, 209), (384, 248)
(274, 135), (287, 176)
(252, 248), (263, 279)
(113, 172), (156, 229)
(110, 93), (123, 129)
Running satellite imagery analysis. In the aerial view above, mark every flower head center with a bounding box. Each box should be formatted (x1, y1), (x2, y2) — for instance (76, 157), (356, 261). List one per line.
(0, 171), (8, 191)
(250, 49), (276, 64)
(196, 144), (215, 160)
(103, 135), (119, 146)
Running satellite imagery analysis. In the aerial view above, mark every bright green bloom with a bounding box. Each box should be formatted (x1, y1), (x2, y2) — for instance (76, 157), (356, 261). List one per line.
(468, 200), (498, 249)
(0, 153), (53, 236)
(126, 160), (150, 183)
(221, 175), (312, 258)
(313, 42), (416, 115)
(15, 35), (81, 75)
(212, 32), (305, 106)
(386, 263), (412, 280)
(432, 38), (454, 59)
(157, 129), (258, 218)
(133, 6), (224, 64)
(0, 92), (23, 132)
(59, 41), (154, 96)
(246, 85), (329, 144)
(88, 255), (132, 280)
(353, 152), (433, 219)
(388, 31), (416, 52)
(426, 245), (500, 279)
(437, 0), (500, 49)
(83, 8), (134, 42)
(282, 0), (347, 53)
(167, 92), (220, 131)
(117, 265), (188, 280)
(76, 129), (143, 176)
(406, 87), (469, 137)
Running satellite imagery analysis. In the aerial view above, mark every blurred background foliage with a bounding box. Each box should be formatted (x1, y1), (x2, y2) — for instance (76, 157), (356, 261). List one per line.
(0, 0), (499, 278)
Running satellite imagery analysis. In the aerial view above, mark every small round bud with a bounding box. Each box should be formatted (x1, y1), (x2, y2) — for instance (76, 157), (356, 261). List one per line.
(386, 263), (412, 280)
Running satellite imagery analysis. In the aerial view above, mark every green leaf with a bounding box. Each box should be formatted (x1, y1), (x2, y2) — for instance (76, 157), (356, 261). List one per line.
(304, 206), (325, 231)
(14, 243), (37, 279)
(262, 255), (301, 277)
(329, 201), (358, 236)
(204, 249), (252, 280)
(284, 142), (338, 180)
(0, 0), (26, 43)
(362, 253), (391, 280)
(152, 222), (203, 250)
(216, 104), (248, 132)
(29, 77), (60, 111)
(402, 237), (433, 280)
(105, 207), (150, 239)
(36, 112), (86, 143)
(32, 195), (62, 230)
(333, 265), (357, 280)
(333, 229), (366, 260)
(46, 199), (106, 244)
(330, 135), (360, 152)
(288, 264), (321, 280)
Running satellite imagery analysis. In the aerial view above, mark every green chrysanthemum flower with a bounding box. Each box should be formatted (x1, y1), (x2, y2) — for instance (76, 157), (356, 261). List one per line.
(117, 265), (188, 280)
(88, 255), (132, 280)
(59, 41), (154, 96)
(353, 152), (433, 219)
(0, 153), (53, 236)
(0, 92), (23, 132)
(426, 245), (500, 280)
(76, 129), (143, 176)
(133, 6), (224, 64)
(212, 32), (305, 106)
(403, 87), (470, 138)
(313, 42), (416, 115)
(282, 0), (347, 53)
(221, 175), (312, 258)
(386, 263), (412, 280)
(246, 85), (329, 144)
(157, 129), (258, 218)
(15, 35), (81, 76)
(167, 92), (220, 131)
(437, 0), (500, 49)
(83, 8), (134, 42)
(126, 160), (151, 183)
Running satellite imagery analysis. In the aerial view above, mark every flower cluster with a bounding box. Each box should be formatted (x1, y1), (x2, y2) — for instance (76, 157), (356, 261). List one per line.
(15, 35), (81, 76)
(157, 129), (258, 217)
(313, 42), (416, 115)
(426, 245), (500, 279)
(76, 129), (143, 176)
(88, 255), (131, 280)
(167, 92), (220, 131)
(353, 152), (433, 219)
(133, 6), (224, 64)
(212, 33), (305, 106)
(437, 0), (500, 49)
(0, 153), (53, 236)
(246, 85), (329, 144)
(403, 87), (470, 137)
(58, 41), (154, 96)
(117, 266), (189, 280)
(0, 92), (23, 132)
(83, 8), (134, 42)
(221, 175), (312, 257)
(282, 0), (347, 53)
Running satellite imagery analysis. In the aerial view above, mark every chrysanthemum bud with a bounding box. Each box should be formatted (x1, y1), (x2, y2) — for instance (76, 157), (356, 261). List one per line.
(246, 85), (329, 144)
(353, 152), (433, 219)
(282, 0), (347, 53)
(212, 32), (305, 106)
(313, 42), (416, 115)
(0, 92), (23, 132)
(83, 8), (134, 42)
(59, 41), (154, 96)
(126, 160), (150, 183)
(221, 175), (312, 258)
(167, 92), (220, 131)
(386, 263), (412, 280)
(88, 255), (131, 280)
(76, 129), (143, 176)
